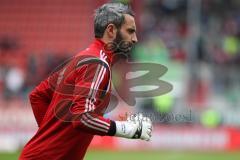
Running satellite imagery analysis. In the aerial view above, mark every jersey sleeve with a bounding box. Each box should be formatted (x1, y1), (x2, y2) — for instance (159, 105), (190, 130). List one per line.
(63, 58), (115, 136)
(29, 78), (53, 127)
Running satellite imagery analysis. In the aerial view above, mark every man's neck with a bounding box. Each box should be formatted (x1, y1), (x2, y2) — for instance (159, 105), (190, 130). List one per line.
(100, 36), (114, 45)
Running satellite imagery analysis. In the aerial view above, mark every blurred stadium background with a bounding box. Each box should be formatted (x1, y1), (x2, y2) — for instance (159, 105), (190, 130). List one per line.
(0, 0), (240, 159)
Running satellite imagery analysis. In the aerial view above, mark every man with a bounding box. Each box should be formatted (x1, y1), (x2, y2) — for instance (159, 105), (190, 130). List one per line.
(19, 2), (152, 160)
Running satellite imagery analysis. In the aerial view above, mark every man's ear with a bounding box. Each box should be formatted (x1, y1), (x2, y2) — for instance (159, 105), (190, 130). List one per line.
(105, 24), (117, 39)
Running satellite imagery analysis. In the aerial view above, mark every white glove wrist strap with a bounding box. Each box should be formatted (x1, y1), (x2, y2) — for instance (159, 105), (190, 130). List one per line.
(115, 121), (142, 139)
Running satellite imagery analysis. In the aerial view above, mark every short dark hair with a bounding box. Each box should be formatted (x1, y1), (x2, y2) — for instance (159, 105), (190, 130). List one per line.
(94, 2), (134, 38)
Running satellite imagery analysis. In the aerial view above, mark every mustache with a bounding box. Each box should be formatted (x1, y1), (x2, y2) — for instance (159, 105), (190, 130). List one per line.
(104, 41), (133, 53)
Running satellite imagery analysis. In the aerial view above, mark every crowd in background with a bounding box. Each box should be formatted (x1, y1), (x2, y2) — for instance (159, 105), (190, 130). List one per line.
(0, 45), (69, 101)
(133, 0), (240, 127)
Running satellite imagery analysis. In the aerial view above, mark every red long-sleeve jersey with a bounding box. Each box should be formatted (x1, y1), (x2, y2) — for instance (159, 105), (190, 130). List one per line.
(19, 39), (116, 160)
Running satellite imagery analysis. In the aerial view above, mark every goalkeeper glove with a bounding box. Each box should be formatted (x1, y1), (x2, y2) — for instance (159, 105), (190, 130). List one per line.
(114, 114), (152, 141)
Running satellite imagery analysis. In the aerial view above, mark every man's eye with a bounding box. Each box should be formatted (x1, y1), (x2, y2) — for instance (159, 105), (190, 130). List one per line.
(128, 30), (135, 34)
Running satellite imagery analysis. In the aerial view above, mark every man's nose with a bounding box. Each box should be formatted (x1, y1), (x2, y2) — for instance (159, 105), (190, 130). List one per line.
(132, 34), (138, 44)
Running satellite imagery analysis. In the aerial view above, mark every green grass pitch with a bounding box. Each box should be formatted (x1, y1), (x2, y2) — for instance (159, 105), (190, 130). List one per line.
(1, 150), (240, 160)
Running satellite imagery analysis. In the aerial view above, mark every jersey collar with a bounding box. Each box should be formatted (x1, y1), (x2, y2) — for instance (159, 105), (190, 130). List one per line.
(91, 38), (114, 65)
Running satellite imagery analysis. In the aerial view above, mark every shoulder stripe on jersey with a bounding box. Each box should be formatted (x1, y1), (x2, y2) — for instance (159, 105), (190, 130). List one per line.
(78, 57), (110, 113)
(76, 57), (109, 70)
(91, 65), (105, 98)
(92, 67), (107, 102)
(84, 64), (102, 112)
(85, 65), (108, 112)
(88, 64), (102, 98)
(84, 65), (104, 112)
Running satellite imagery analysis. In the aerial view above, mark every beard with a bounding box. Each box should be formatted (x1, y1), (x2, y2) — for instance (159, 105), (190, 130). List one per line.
(103, 30), (134, 63)
(113, 30), (133, 54)
(109, 30), (133, 63)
